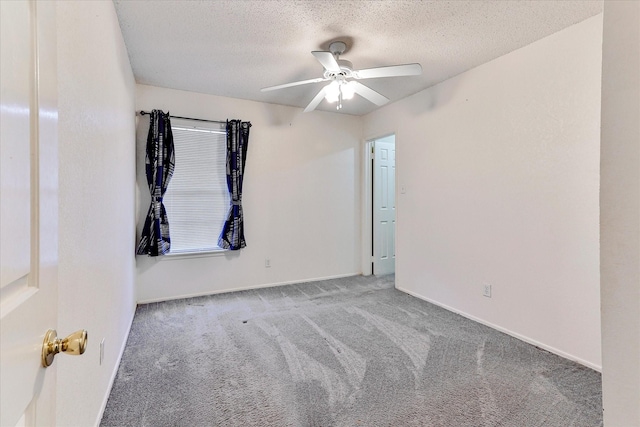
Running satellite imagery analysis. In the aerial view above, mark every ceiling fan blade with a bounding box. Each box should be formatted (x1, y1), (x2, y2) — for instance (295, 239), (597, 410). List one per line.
(261, 77), (327, 92)
(311, 51), (341, 73)
(354, 63), (422, 79)
(351, 81), (389, 106)
(303, 86), (328, 113)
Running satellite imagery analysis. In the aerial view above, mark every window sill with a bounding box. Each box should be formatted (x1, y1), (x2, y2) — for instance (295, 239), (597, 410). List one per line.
(160, 249), (228, 260)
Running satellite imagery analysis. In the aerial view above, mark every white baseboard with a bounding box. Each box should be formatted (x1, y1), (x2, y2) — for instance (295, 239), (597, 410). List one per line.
(396, 286), (602, 373)
(94, 303), (137, 427)
(137, 272), (361, 304)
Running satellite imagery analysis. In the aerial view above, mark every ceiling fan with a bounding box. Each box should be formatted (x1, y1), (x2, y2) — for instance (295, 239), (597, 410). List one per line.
(261, 41), (422, 113)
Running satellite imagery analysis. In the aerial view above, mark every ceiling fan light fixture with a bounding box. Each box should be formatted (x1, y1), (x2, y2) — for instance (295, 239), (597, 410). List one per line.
(341, 81), (355, 100)
(324, 81), (340, 103)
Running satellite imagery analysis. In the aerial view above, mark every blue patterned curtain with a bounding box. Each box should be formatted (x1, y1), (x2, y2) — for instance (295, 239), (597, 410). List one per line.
(218, 120), (251, 250)
(136, 110), (175, 256)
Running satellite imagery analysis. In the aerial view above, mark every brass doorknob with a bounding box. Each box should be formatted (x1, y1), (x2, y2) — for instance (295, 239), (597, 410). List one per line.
(41, 329), (88, 367)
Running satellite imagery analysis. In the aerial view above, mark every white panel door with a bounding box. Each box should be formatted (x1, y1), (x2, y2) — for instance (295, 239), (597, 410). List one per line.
(373, 137), (396, 275)
(0, 1), (59, 426)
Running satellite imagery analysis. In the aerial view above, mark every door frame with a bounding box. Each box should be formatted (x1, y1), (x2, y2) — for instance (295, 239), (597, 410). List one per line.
(361, 131), (396, 276)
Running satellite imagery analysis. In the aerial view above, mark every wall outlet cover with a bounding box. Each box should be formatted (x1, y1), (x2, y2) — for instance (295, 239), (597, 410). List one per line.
(483, 284), (492, 298)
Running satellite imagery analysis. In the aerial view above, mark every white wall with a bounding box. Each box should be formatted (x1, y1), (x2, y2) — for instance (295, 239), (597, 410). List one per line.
(56, 1), (137, 426)
(363, 16), (603, 369)
(136, 85), (362, 302)
(600, 1), (640, 425)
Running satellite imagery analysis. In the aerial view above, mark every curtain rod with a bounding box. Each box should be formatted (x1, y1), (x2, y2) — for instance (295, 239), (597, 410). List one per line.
(138, 110), (226, 124)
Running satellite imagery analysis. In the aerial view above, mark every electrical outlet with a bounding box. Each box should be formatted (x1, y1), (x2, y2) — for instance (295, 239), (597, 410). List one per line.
(265, 258), (271, 268)
(483, 284), (492, 298)
(100, 338), (105, 365)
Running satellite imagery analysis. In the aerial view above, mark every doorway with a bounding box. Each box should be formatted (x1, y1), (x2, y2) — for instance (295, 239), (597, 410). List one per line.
(364, 134), (396, 276)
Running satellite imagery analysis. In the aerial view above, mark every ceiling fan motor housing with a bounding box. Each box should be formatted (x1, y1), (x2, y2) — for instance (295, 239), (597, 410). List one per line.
(324, 59), (354, 80)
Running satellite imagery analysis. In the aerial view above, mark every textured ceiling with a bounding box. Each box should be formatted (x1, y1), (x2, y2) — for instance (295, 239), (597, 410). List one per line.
(113, 0), (602, 116)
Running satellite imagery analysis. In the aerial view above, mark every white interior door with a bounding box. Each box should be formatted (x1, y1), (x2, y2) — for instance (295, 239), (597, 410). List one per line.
(373, 136), (396, 276)
(1, 1), (59, 426)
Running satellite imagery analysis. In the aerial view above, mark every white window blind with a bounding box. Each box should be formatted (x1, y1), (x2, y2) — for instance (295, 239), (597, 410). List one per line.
(163, 120), (229, 254)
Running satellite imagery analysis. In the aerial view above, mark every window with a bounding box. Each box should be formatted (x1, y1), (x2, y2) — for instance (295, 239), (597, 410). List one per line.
(163, 118), (229, 254)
